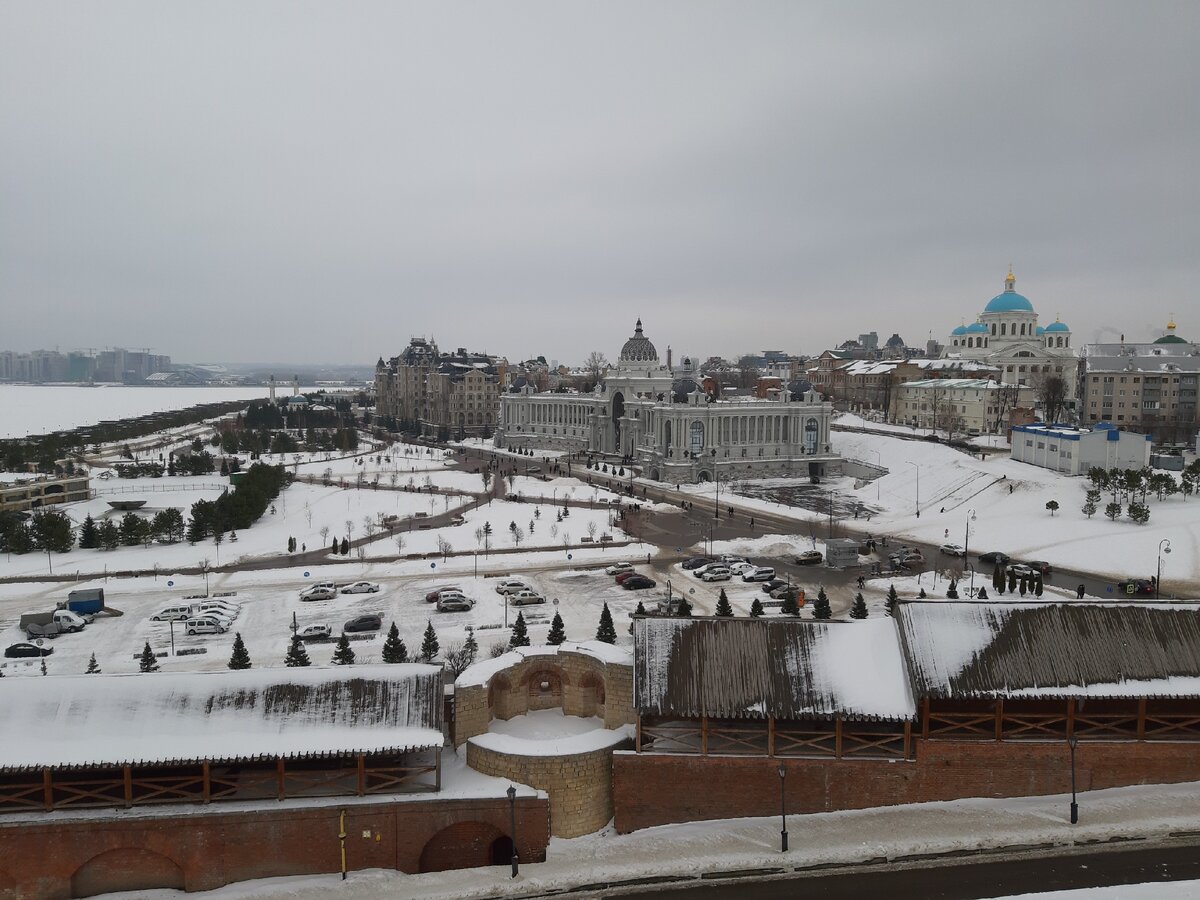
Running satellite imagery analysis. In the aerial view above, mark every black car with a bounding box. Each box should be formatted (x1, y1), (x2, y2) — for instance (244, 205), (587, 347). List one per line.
(343, 614), (383, 633)
(761, 579), (789, 593)
(1117, 578), (1155, 597)
(978, 551), (1010, 565)
(681, 556), (715, 570)
(622, 576), (656, 590)
(5, 642), (54, 658)
(1023, 560), (1053, 576)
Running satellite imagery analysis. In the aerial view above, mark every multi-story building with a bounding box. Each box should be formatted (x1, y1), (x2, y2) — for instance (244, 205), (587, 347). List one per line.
(374, 339), (503, 438)
(810, 357), (1000, 412)
(893, 378), (1036, 435)
(0, 472), (92, 514)
(0, 348), (170, 383)
(495, 320), (839, 484)
(1079, 320), (1200, 444)
(941, 269), (1079, 401)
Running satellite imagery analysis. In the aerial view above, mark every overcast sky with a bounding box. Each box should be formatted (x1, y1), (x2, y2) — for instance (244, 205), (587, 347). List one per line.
(2, 2), (1197, 367)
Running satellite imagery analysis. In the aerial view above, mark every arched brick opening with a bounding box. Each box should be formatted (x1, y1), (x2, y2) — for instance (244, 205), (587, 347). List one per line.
(419, 821), (506, 873)
(71, 848), (185, 898)
(522, 666), (567, 711)
(488, 673), (515, 720)
(578, 671), (607, 719)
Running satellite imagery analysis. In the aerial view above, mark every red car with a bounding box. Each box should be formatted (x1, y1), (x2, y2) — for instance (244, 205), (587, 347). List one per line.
(615, 571), (639, 585)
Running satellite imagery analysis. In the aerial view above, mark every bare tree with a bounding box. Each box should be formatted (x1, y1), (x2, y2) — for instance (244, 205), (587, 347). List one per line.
(512, 525), (525, 548)
(437, 536), (452, 560)
(442, 642), (476, 677)
(991, 383), (1021, 433)
(586, 521), (598, 540)
(320, 526), (330, 545)
(1034, 374), (1070, 424)
(581, 351), (609, 391)
(735, 355), (762, 391)
(394, 534), (405, 554)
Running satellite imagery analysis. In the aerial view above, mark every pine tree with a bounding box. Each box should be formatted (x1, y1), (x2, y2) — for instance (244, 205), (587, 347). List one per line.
(886, 583), (899, 616)
(676, 595), (693, 617)
(509, 612), (531, 648)
(340, 537), (349, 555)
(138, 642), (160, 673)
(749, 597), (764, 618)
(99, 519), (120, 550)
(382, 623), (408, 663)
(918, 588), (927, 598)
(546, 612), (566, 645)
(633, 601), (646, 616)
(715, 588), (733, 617)
(812, 587), (831, 620)
(79, 514), (98, 550)
(1034, 574), (1044, 597)
(993, 564), (1004, 594)
(227, 632), (252, 670)
(40, 658), (48, 676)
(850, 593), (868, 619)
(463, 629), (479, 666)
(780, 592), (800, 616)
(331, 537), (339, 554)
(332, 633), (356, 665)
(595, 603), (617, 643)
(85, 653), (101, 674)
(420, 620), (440, 660)
(284, 634), (311, 667)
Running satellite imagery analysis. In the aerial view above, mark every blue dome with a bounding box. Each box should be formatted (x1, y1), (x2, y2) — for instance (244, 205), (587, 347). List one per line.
(984, 291), (1035, 313)
(1044, 321), (1070, 333)
(1035, 325), (1045, 335)
(951, 325), (968, 336)
(965, 322), (988, 334)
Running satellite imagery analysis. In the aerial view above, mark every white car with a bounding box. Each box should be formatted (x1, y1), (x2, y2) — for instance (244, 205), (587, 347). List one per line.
(296, 624), (332, 641)
(193, 601), (239, 618)
(727, 562), (756, 576)
(300, 585), (337, 602)
(605, 563), (635, 576)
(495, 579), (532, 595)
(940, 543), (966, 557)
(184, 616), (228, 636)
(508, 590), (547, 606)
(151, 605), (193, 622)
(340, 581), (380, 594)
(436, 593), (474, 613)
(701, 567), (732, 583)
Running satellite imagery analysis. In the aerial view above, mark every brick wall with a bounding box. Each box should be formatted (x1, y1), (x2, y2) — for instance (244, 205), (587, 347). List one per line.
(469, 735), (634, 838)
(613, 740), (1200, 833)
(0, 795), (549, 900)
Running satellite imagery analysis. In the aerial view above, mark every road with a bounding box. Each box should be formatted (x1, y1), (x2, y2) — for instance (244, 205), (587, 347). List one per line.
(601, 839), (1200, 899)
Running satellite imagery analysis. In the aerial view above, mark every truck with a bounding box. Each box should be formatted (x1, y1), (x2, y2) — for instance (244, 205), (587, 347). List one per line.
(20, 609), (88, 639)
(55, 588), (123, 621)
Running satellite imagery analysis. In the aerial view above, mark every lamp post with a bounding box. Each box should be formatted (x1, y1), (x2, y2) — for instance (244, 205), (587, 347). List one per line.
(711, 449), (719, 519)
(1157, 539), (1171, 599)
(964, 508), (977, 594)
(908, 461), (920, 517)
(828, 489), (835, 539)
(871, 450), (882, 502)
(777, 765), (788, 852)
(506, 785), (519, 877)
(1067, 735), (1079, 824)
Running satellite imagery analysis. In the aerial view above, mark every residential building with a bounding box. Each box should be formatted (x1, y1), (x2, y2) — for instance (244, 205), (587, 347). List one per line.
(1010, 421), (1151, 476)
(810, 358), (1000, 412)
(0, 472), (92, 514)
(1079, 320), (1200, 443)
(892, 378), (1035, 435)
(496, 320), (839, 483)
(374, 339), (503, 438)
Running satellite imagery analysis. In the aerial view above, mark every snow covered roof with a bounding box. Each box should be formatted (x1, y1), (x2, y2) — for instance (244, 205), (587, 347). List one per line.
(895, 602), (1200, 701)
(456, 641), (631, 688)
(633, 617), (915, 722)
(0, 665), (444, 771)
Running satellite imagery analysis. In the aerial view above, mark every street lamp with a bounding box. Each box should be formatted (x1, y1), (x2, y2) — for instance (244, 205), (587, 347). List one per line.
(777, 765), (788, 852)
(1067, 735), (1079, 824)
(964, 508), (977, 594)
(506, 785), (519, 877)
(1157, 539), (1171, 599)
(871, 450), (882, 502)
(908, 461), (920, 517)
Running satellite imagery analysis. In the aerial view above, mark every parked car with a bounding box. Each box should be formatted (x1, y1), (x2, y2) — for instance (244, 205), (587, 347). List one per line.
(296, 624), (332, 641)
(770, 585), (804, 603)
(193, 601), (239, 617)
(761, 579), (789, 594)
(728, 562), (756, 576)
(1023, 560), (1053, 576)
(742, 566), (776, 582)
(721, 555), (747, 565)
(494, 579), (531, 595)
(450, 516), (466, 526)
(185, 616), (228, 636)
(681, 556), (715, 570)
(899, 548), (924, 562)
(978, 551), (1010, 565)
(151, 605), (194, 622)
(340, 581), (380, 594)
(939, 543), (966, 557)
(692, 562), (724, 577)
(1117, 578), (1155, 597)
(605, 562), (635, 576)
(794, 551), (823, 566)
(300, 585), (337, 602)
(425, 586), (463, 603)
(194, 611), (235, 628)
(5, 642), (54, 658)
(508, 590), (547, 606)
(615, 570), (640, 585)
(622, 575), (656, 590)
(436, 594), (474, 613)
(343, 614), (383, 633)
(701, 567), (732, 583)
(1007, 563), (1036, 579)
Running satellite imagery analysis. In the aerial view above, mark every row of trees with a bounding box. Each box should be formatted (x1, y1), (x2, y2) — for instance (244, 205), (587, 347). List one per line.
(186, 462), (288, 542)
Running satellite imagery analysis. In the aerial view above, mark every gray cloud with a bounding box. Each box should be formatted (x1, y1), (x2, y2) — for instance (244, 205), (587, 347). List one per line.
(1, 1), (1196, 364)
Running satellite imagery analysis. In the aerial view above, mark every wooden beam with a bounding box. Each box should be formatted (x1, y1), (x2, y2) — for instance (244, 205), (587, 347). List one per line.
(1137, 699), (1147, 740)
(701, 716), (708, 755)
(921, 697), (930, 740)
(202, 762), (211, 804)
(835, 717), (843, 759)
(435, 751), (442, 792)
(767, 717), (775, 757)
(636, 713), (642, 753)
(276, 758), (286, 801)
(994, 699), (1004, 742)
(903, 719), (912, 760)
(356, 754), (366, 796)
(123, 766), (133, 808)
(42, 769), (53, 812)
(1066, 699), (1075, 738)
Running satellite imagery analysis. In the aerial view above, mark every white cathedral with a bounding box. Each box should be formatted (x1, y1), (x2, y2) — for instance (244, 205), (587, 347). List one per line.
(495, 320), (839, 484)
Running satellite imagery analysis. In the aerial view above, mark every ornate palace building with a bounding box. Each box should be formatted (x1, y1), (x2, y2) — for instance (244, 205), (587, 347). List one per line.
(375, 338), (503, 439)
(495, 320), (839, 484)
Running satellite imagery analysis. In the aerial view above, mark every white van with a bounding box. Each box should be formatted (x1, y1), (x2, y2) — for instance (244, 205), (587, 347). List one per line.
(184, 616), (228, 635)
(152, 605), (193, 622)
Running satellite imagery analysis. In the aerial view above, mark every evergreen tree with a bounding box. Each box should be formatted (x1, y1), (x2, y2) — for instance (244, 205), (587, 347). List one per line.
(509, 612), (531, 648)
(138, 642), (160, 673)
(227, 632), (252, 670)
(331, 537), (339, 554)
(813, 587), (832, 620)
(41, 658), (47, 676)
(749, 597), (765, 618)
(463, 629), (479, 666)
(886, 583), (899, 616)
(946, 579), (959, 599)
(284, 634), (311, 667)
(1008, 570), (1017, 592)
(99, 518), (121, 550)
(595, 603), (617, 643)
(993, 564), (1005, 594)
(332, 633), (356, 665)
(1034, 574), (1044, 597)
(79, 514), (98, 550)
(918, 588), (927, 598)
(780, 592), (800, 616)
(546, 612), (566, 645)
(715, 588), (734, 617)
(85, 652), (101, 674)
(340, 537), (350, 555)
(633, 601), (646, 616)
(420, 620), (440, 660)
(382, 622), (408, 663)
(676, 595), (693, 617)
(849, 592), (868, 619)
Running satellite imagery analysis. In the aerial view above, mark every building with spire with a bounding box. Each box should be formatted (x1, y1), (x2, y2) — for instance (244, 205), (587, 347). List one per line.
(374, 338), (504, 439)
(495, 319), (839, 484)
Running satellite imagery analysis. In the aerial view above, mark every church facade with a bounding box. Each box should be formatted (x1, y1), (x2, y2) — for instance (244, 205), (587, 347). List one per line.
(495, 320), (839, 484)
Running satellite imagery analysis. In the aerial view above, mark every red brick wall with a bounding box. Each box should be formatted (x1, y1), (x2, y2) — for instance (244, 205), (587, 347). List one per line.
(613, 740), (1200, 833)
(0, 796), (549, 900)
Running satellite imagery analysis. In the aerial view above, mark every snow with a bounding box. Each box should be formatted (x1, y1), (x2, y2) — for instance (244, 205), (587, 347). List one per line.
(456, 641), (631, 688)
(470, 709), (635, 756)
(805, 618), (915, 720)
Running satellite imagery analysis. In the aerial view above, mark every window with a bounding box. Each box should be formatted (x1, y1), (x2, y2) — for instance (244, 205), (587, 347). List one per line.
(803, 418), (819, 454)
(689, 421), (704, 455)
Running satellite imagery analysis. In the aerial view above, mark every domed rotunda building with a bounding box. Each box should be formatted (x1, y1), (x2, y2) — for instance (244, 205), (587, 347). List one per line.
(496, 320), (839, 484)
(942, 269), (1079, 398)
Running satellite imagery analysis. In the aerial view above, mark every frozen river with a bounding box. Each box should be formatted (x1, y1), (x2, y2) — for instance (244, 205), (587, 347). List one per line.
(0, 384), (272, 439)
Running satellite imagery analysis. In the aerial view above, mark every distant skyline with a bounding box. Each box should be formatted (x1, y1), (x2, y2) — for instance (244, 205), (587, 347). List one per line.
(2, 2), (1197, 365)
